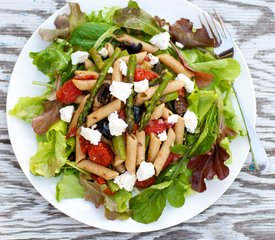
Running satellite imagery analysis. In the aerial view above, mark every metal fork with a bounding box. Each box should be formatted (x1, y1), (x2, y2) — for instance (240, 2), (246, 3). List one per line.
(199, 11), (271, 174)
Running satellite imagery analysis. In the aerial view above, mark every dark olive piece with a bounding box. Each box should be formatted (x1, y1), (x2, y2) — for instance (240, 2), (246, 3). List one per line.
(120, 41), (143, 54)
(174, 96), (188, 116)
(96, 119), (112, 139)
(97, 83), (111, 105)
(133, 105), (145, 124)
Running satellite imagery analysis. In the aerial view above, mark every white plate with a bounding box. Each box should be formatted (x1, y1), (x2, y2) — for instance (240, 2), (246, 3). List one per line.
(6, 0), (255, 232)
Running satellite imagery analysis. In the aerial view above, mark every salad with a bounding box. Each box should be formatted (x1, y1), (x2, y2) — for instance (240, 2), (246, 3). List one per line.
(9, 1), (243, 224)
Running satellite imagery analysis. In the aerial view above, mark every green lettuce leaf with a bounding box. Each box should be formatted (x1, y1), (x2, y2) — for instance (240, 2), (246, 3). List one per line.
(30, 121), (72, 177)
(56, 173), (84, 202)
(70, 22), (112, 50)
(29, 39), (73, 82)
(68, 2), (87, 33)
(9, 95), (46, 123)
(129, 181), (172, 224)
(182, 48), (241, 87)
(113, 0), (162, 35)
(220, 137), (232, 165)
(87, 6), (120, 24)
(105, 189), (132, 213)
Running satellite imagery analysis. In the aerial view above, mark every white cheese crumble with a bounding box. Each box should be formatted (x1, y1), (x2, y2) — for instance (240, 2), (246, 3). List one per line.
(109, 81), (133, 103)
(119, 59), (128, 76)
(158, 130), (168, 141)
(136, 161), (155, 181)
(175, 73), (195, 93)
(80, 126), (102, 145)
(149, 32), (171, 50)
(108, 111), (128, 136)
(175, 41), (184, 49)
(162, 24), (170, 31)
(108, 67), (114, 74)
(71, 51), (89, 65)
(183, 109), (198, 133)
(167, 114), (179, 124)
(98, 47), (108, 58)
(113, 171), (137, 192)
(134, 79), (149, 93)
(148, 53), (159, 65)
(59, 105), (74, 123)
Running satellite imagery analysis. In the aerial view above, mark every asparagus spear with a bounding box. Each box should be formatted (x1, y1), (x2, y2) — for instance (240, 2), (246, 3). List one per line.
(78, 47), (121, 126)
(144, 92), (179, 108)
(89, 47), (105, 70)
(139, 72), (173, 131)
(112, 135), (126, 161)
(126, 54), (137, 133)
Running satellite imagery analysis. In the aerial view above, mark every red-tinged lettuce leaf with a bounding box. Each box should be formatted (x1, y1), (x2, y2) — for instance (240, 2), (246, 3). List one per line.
(187, 143), (230, 193)
(170, 18), (216, 48)
(32, 100), (61, 135)
(79, 176), (105, 208)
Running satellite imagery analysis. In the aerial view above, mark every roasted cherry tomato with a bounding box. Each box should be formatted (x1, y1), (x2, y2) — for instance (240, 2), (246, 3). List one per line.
(144, 119), (172, 134)
(118, 108), (126, 120)
(87, 142), (114, 166)
(163, 153), (181, 170)
(79, 136), (90, 154)
(103, 187), (115, 195)
(56, 80), (82, 104)
(135, 176), (156, 189)
(134, 67), (159, 82)
(96, 176), (106, 185)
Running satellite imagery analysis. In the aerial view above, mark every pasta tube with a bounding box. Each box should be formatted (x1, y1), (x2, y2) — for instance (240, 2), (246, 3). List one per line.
(150, 103), (165, 120)
(147, 133), (162, 162)
(125, 133), (138, 174)
(75, 128), (86, 164)
(136, 131), (146, 166)
(174, 116), (185, 145)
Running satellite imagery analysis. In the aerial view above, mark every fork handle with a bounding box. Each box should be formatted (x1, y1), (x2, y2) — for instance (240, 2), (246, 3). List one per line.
(233, 85), (270, 174)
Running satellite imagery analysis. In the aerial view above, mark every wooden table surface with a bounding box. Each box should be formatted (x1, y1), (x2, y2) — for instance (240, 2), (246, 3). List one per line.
(1, 0), (274, 239)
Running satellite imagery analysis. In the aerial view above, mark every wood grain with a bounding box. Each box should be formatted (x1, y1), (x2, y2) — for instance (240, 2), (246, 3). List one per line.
(1, 0), (275, 239)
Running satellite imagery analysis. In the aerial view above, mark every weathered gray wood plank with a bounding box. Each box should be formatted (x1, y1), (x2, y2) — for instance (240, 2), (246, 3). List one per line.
(1, 0), (275, 239)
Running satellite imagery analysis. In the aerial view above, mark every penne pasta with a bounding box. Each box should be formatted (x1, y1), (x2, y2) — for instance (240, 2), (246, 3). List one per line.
(75, 128), (86, 164)
(68, 94), (90, 137)
(136, 131), (146, 166)
(154, 128), (176, 176)
(84, 59), (94, 70)
(105, 42), (114, 57)
(158, 54), (194, 78)
(116, 34), (158, 53)
(73, 79), (97, 91)
(119, 52), (147, 64)
(112, 60), (123, 82)
(147, 133), (162, 162)
(74, 70), (99, 78)
(113, 163), (126, 173)
(174, 116), (185, 145)
(77, 160), (119, 180)
(74, 95), (85, 104)
(150, 103), (165, 120)
(161, 107), (173, 119)
(135, 81), (185, 106)
(125, 133), (138, 175)
(86, 99), (122, 127)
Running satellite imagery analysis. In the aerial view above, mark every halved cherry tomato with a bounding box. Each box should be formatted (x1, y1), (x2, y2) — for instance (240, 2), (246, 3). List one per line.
(144, 119), (172, 135)
(178, 88), (186, 97)
(103, 187), (115, 195)
(88, 142), (114, 166)
(135, 176), (156, 189)
(66, 126), (77, 139)
(134, 67), (159, 82)
(118, 108), (126, 120)
(79, 135), (90, 154)
(143, 55), (151, 62)
(96, 176), (106, 185)
(163, 153), (181, 170)
(56, 80), (82, 104)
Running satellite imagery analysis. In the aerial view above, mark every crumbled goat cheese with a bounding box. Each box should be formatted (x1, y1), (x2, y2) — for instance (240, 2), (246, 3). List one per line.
(98, 47), (108, 58)
(136, 161), (155, 181)
(108, 67), (114, 74)
(134, 79), (149, 93)
(71, 51), (89, 65)
(114, 171), (137, 192)
(59, 106), (74, 123)
(148, 53), (159, 65)
(149, 32), (171, 50)
(162, 24), (170, 31)
(167, 114), (179, 124)
(108, 111), (128, 136)
(80, 126), (102, 145)
(158, 130), (168, 141)
(175, 41), (184, 49)
(109, 81), (133, 103)
(119, 59), (128, 76)
(175, 73), (195, 93)
(183, 110), (198, 133)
